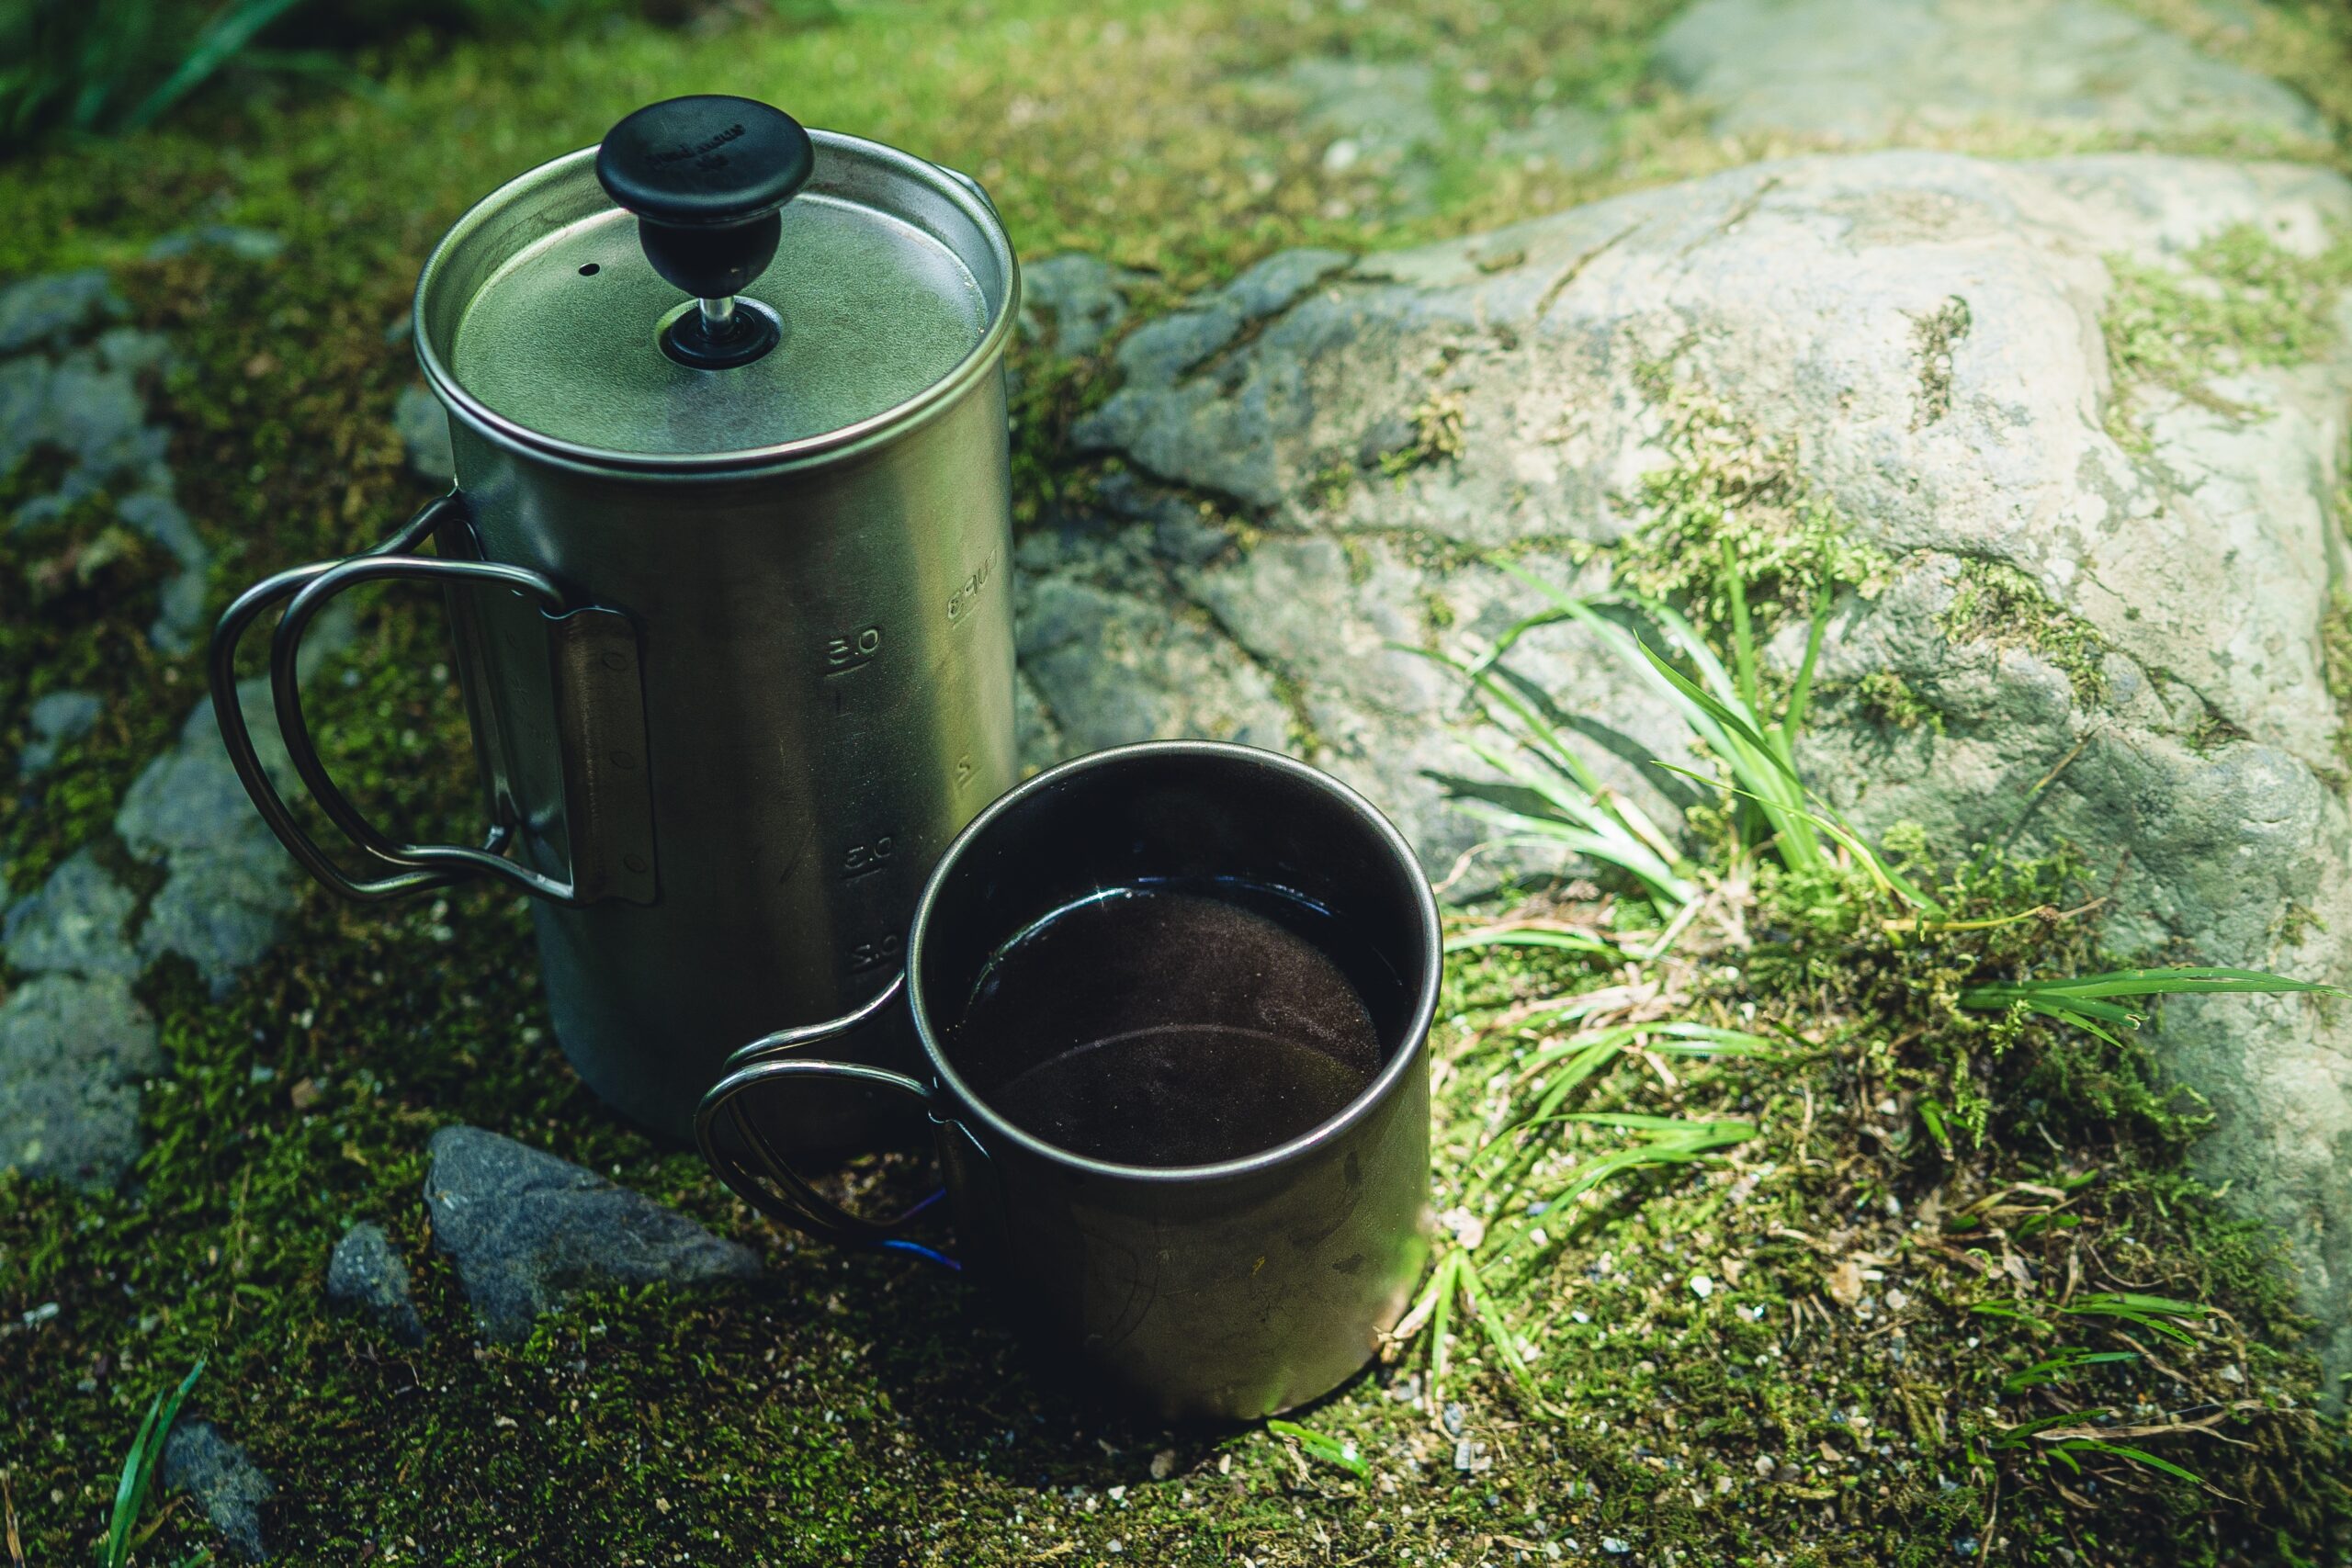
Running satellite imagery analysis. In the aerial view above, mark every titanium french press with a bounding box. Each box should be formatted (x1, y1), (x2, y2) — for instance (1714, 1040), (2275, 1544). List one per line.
(211, 96), (1021, 1141)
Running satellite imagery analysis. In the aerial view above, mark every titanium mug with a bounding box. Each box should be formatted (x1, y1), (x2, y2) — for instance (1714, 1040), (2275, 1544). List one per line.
(696, 741), (1441, 1420)
(209, 96), (1020, 1142)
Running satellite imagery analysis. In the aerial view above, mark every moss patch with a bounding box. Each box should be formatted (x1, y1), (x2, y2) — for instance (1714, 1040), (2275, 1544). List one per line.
(1939, 559), (2112, 707)
(1908, 294), (1973, 431)
(1612, 365), (1891, 639)
(2100, 221), (2352, 446)
(1853, 669), (1945, 734)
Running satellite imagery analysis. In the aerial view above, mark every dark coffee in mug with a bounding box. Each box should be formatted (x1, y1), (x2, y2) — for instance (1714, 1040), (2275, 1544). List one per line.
(944, 882), (1383, 1166)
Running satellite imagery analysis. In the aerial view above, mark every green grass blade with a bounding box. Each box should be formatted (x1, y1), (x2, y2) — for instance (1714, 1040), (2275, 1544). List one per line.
(2057, 1292), (2211, 1344)
(1965, 967), (2345, 1005)
(2055, 1439), (2208, 1488)
(1443, 928), (1620, 957)
(106, 1359), (205, 1568)
(1459, 1257), (1557, 1417)
(1632, 637), (1799, 787)
(2066, 1292), (2211, 1316)
(106, 1393), (166, 1568)
(123, 0), (310, 131)
(1781, 585), (1830, 754)
(1428, 1253), (1461, 1405)
(1267, 1419), (1369, 1479)
(1721, 540), (1760, 721)
(2001, 1349), (2138, 1393)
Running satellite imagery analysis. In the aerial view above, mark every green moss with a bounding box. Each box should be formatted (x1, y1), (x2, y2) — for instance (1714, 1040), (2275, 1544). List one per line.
(0, 487), (187, 890)
(2100, 221), (2352, 445)
(1854, 669), (1944, 734)
(1375, 389), (1469, 479)
(1908, 294), (1972, 430)
(1939, 558), (2112, 706)
(1614, 367), (1890, 639)
(1413, 843), (2349, 1568)
(2323, 585), (2352, 765)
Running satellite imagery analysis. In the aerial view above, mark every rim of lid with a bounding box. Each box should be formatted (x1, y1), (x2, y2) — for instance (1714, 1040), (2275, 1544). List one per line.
(412, 130), (1019, 477)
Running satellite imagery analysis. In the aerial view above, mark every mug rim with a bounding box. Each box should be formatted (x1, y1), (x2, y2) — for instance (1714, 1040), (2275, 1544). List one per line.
(903, 739), (1442, 1185)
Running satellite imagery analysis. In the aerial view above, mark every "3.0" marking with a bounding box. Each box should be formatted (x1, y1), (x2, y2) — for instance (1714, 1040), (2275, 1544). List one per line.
(824, 625), (883, 674)
(841, 836), (896, 881)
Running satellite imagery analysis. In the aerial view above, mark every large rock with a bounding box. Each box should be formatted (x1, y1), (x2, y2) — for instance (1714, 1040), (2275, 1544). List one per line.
(424, 1125), (759, 1341)
(1039, 149), (2352, 1372)
(0, 974), (161, 1190)
(1657, 0), (2328, 148)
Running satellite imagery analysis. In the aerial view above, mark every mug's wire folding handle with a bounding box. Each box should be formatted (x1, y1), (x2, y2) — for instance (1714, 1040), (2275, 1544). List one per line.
(695, 974), (961, 1269)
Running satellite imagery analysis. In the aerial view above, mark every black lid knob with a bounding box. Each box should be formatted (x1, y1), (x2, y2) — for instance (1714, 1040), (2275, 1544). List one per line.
(597, 96), (813, 367)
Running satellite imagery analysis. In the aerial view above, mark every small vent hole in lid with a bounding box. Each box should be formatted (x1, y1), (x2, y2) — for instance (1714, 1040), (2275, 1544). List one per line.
(578, 263), (600, 276)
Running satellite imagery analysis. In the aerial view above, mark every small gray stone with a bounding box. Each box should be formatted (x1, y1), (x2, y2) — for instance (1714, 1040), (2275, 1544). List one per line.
(0, 269), (124, 355)
(159, 1419), (275, 1562)
(1239, 58), (1447, 210)
(0, 974), (161, 1190)
(2, 849), (139, 977)
(0, 269), (204, 653)
(393, 380), (454, 486)
(135, 847), (301, 998)
(118, 693), (303, 998)
(117, 637), (353, 997)
(114, 488), (210, 650)
(18, 689), (102, 774)
(1488, 103), (1612, 174)
(424, 1125), (758, 1341)
(1019, 254), (1147, 359)
(325, 1221), (424, 1346)
(144, 225), (285, 263)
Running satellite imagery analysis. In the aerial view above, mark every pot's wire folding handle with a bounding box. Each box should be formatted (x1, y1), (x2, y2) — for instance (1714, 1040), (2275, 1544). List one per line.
(267, 550), (585, 903)
(695, 973), (961, 1269)
(209, 492), (519, 901)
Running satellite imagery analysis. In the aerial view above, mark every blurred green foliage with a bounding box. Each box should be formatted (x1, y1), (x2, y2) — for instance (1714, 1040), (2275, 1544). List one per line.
(0, 0), (816, 150)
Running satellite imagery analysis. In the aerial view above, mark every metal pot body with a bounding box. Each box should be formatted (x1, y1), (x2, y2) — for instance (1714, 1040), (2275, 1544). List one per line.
(209, 128), (1020, 1143)
(452, 392), (1015, 1139)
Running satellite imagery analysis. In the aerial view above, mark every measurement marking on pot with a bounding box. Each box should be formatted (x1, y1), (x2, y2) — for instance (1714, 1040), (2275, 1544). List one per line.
(824, 625), (883, 674)
(841, 836), (896, 881)
(845, 932), (903, 975)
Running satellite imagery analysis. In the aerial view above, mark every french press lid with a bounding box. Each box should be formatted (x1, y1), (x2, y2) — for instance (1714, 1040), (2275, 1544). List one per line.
(415, 95), (1016, 468)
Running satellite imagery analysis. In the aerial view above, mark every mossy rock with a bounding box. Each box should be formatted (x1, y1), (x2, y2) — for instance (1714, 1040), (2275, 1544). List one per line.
(1030, 149), (2352, 1380)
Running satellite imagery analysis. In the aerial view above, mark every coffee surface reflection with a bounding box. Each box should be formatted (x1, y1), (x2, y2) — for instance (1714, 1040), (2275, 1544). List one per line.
(946, 884), (1384, 1166)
